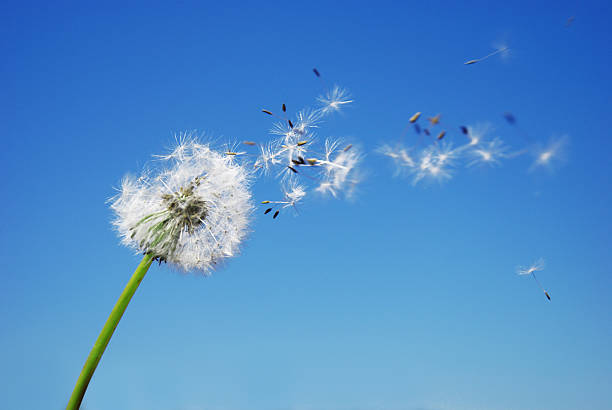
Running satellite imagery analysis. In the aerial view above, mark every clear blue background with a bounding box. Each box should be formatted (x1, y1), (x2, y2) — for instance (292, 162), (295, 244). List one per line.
(1, 1), (611, 409)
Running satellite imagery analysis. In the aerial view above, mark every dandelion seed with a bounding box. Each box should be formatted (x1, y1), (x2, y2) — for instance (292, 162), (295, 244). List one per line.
(424, 129), (431, 136)
(530, 135), (568, 172)
(428, 114), (441, 126)
(465, 45), (510, 65)
(317, 86), (353, 115)
(282, 103), (286, 112)
(467, 137), (510, 167)
(313, 68), (321, 77)
(437, 131), (446, 140)
(460, 126), (468, 135)
(273, 210), (279, 219)
(111, 135), (253, 273)
(409, 112), (421, 123)
(315, 139), (361, 198)
(288, 166), (298, 173)
(264, 208), (272, 214)
(344, 144), (353, 152)
(243, 141), (257, 146)
(503, 112), (516, 125)
(288, 120), (294, 128)
(517, 258), (551, 300)
(262, 109), (273, 115)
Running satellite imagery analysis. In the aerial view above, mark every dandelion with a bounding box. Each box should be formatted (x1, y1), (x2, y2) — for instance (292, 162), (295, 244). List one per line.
(66, 136), (253, 409)
(317, 86), (353, 115)
(517, 258), (551, 300)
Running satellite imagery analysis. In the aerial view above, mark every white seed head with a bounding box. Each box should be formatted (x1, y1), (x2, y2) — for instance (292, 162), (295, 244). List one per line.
(110, 135), (253, 273)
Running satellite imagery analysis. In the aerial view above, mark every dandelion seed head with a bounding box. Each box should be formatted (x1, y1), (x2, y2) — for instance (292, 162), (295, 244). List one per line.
(110, 135), (253, 273)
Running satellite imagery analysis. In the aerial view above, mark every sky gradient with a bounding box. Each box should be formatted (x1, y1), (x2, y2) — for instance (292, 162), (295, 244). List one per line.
(1, 1), (611, 409)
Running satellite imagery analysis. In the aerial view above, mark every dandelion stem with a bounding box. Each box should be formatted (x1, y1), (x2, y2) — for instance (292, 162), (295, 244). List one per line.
(66, 253), (154, 410)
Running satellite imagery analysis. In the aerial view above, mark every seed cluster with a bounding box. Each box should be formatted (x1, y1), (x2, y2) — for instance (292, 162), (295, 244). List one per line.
(130, 177), (209, 264)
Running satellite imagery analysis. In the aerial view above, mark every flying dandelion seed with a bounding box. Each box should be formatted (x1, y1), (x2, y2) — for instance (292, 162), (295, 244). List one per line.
(317, 86), (354, 115)
(315, 139), (361, 198)
(409, 112), (421, 123)
(529, 135), (568, 172)
(517, 258), (551, 300)
(428, 114), (441, 126)
(503, 112), (516, 125)
(467, 137), (510, 167)
(256, 80), (362, 214)
(261, 182), (306, 218)
(464, 45), (510, 65)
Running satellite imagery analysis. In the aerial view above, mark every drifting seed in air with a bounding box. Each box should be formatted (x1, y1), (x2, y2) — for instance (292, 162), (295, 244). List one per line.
(437, 131), (446, 140)
(297, 141), (308, 146)
(464, 59), (479, 65)
(243, 141), (257, 146)
(409, 112), (421, 123)
(307, 158), (317, 165)
(264, 208), (272, 215)
(225, 152), (238, 156)
(288, 120), (294, 128)
(503, 112), (516, 125)
(460, 126), (468, 135)
(261, 201), (271, 204)
(262, 109), (273, 115)
(428, 114), (441, 126)
(297, 156), (306, 164)
(282, 103), (286, 112)
(313, 68), (321, 77)
(288, 166), (298, 173)
(344, 144), (352, 152)
(273, 210), (280, 219)
(424, 129), (431, 136)
(291, 159), (302, 166)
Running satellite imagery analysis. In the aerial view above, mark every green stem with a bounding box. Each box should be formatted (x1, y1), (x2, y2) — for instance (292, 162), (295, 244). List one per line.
(66, 253), (154, 410)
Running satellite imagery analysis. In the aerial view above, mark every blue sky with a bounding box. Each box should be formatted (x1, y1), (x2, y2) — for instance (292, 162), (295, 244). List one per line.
(1, 1), (611, 409)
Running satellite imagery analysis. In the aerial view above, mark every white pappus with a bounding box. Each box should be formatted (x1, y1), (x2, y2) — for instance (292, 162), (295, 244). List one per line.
(110, 135), (253, 273)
